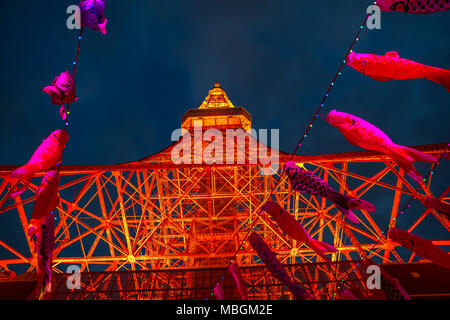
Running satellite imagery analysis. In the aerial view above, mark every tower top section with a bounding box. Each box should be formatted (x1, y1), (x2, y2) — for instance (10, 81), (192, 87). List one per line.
(198, 82), (236, 109)
(181, 83), (251, 131)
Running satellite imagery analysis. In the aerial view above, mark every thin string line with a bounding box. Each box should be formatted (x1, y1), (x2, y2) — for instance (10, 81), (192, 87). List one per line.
(57, 28), (84, 176)
(64, 27), (84, 132)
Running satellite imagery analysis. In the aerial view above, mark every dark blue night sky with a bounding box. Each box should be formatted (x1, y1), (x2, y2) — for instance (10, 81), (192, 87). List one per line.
(0, 1), (449, 273)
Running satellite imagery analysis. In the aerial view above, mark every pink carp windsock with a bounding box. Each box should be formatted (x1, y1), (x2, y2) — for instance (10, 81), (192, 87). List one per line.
(341, 285), (365, 300)
(28, 171), (60, 239)
(346, 51), (450, 92)
(389, 227), (450, 269)
(376, 0), (450, 14)
(213, 283), (225, 300)
(43, 71), (78, 120)
(325, 110), (438, 183)
(248, 232), (315, 300)
(36, 213), (55, 300)
(228, 262), (248, 300)
(340, 288), (358, 300)
(79, 0), (107, 34)
(284, 161), (375, 224)
(262, 200), (338, 263)
(9, 130), (69, 198)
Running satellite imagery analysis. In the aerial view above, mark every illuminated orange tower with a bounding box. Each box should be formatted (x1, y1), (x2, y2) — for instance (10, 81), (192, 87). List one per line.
(0, 83), (449, 300)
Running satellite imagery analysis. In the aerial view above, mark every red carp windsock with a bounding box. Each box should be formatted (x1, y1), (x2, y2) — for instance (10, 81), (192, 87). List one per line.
(248, 232), (315, 300)
(79, 0), (107, 34)
(325, 110), (438, 183)
(346, 51), (450, 92)
(9, 130), (69, 198)
(284, 161), (375, 224)
(43, 71), (78, 120)
(380, 268), (411, 300)
(213, 283), (225, 300)
(422, 196), (450, 220)
(28, 170), (60, 239)
(376, 0), (450, 14)
(36, 213), (55, 300)
(262, 200), (338, 263)
(389, 227), (450, 269)
(228, 263), (248, 300)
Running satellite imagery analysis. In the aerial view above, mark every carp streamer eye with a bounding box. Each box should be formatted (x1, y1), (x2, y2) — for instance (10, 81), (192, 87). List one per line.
(391, 2), (407, 12)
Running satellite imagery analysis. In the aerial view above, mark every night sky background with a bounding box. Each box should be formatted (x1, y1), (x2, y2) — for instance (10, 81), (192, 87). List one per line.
(0, 1), (449, 274)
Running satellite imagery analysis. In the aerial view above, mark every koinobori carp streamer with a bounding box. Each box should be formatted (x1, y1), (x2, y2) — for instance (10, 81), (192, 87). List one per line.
(325, 110), (438, 183)
(248, 232), (315, 300)
(36, 213), (55, 300)
(346, 51), (450, 92)
(228, 262), (248, 300)
(28, 170), (61, 239)
(285, 161), (376, 224)
(389, 227), (450, 269)
(262, 200), (338, 263)
(79, 0), (107, 34)
(9, 130), (69, 198)
(43, 71), (78, 120)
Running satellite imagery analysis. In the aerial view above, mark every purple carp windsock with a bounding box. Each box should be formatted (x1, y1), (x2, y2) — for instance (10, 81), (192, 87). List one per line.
(346, 51), (450, 92)
(36, 213), (55, 300)
(325, 110), (439, 183)
(9, 130), (69, 198)
(79, 0), (107, 34)
(389, 227), (450, 269)
(248, 232), (315, 300)
(43, 71), (78, 120)
(284, 161), (375, 224)
(228, 263), (248, 300)
(262, 200), (338, 263)
(376, 0), (450, 14)
(213, 283), (225, 300)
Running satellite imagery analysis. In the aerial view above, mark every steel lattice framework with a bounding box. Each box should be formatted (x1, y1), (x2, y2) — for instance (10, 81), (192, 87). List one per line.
(0, 84), (449, 300)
